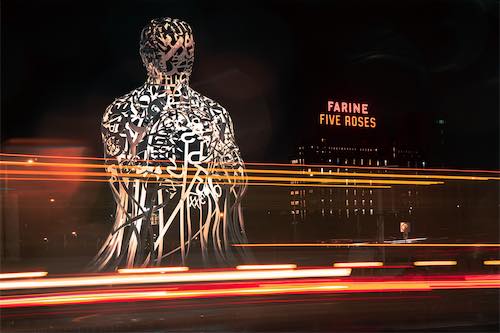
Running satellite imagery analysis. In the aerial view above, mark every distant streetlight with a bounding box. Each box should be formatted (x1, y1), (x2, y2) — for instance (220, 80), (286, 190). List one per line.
(49, 198), (55, 203)
(27, 159), (34, 164)
(71, 231), (77, 237)
(43, 237), (48, 242)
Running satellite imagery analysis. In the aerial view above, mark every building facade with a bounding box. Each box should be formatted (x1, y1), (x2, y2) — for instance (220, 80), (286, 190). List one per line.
(289, 137), (425, 241)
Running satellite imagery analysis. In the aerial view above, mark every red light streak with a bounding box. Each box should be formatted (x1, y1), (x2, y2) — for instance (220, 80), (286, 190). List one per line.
(1, 274), (498, 309)
(233, 243), (500, 248)
(0, 268), (352, 291)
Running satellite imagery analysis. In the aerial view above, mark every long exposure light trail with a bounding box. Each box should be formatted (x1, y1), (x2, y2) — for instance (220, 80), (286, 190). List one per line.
(483, 260), (500, 265)
(1, 160), (496, 182)
(0, 177), (392, 189)
(1, 152), (499, 175)
(333, 262), (384, 268)
(236, 264), (297, 270)
(413, 261), (457, 267)
(233, 243), (500, 248)
(0, 268), (352, 291)
(1, 274), (498, 309)
(117, 267), (189, 274)
(0, 272), (48, 280)
(0, 169), (443, 186)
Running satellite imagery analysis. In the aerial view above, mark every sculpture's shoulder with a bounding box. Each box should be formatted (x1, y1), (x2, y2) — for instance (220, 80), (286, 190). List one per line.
(102, 90), (137, 124)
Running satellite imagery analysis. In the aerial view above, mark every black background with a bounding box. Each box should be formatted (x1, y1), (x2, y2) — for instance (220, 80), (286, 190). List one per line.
(2, 0), (499, 168)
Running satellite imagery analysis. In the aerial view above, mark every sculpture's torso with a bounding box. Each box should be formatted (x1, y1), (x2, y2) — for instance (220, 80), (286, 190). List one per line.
(102, 85), (241, 168)
(95, 83), (247, 269)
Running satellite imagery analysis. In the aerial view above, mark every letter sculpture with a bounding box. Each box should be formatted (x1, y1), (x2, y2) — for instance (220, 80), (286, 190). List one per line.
(91, 18), (248, 270)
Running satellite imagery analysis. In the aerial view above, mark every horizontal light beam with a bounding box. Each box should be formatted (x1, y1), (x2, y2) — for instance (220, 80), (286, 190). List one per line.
(0, 169), (443, 186)
(117, 267), (189, 274)
(0, 160), (496, 181)
(236, 264), (297, 270)
(413, 261), (457, 267)
(483, 260), (500, 266)
(0, 268), (352, 291)
(0, 272), (48, 280)
(2, 274), (499, 308)
(2, 152), (499, 174)
(233, 243), (500, 248)
(333, 262), (384, 268)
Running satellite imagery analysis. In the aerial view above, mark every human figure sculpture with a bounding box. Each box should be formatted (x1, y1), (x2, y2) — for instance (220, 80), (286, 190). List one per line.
(91, 18), (248, 270)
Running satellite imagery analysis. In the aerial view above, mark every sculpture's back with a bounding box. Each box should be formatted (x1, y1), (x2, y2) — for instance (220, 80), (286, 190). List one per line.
(91, 18), (248, 271)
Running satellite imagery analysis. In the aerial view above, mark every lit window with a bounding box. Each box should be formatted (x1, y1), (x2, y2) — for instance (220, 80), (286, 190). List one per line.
(369, 209), (374, 215)
(362, 209), (365, 215)
(346, 200), (349, 206)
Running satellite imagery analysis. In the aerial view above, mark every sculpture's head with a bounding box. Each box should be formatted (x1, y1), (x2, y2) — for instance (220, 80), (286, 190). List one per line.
(140, 18), (195, 83)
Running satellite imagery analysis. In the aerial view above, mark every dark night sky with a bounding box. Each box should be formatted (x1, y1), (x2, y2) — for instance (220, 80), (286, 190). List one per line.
(1, 0), (499, 168)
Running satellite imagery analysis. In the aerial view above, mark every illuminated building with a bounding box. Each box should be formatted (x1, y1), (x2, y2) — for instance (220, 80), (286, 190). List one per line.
(289, 137), (425, 241)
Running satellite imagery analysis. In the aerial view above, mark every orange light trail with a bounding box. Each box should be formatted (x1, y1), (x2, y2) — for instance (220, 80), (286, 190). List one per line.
(0, 268), (352, 291)
(0, 272), (48, 280)
(1, 160), (496, 182)
(117, 267), (189, 274)
(483, 260), (500, 266)
(0, 169), (443, 186)
(413, 261), (458, 267)
(236, 264), (297, 270)
(333, 262), (384, 268)
(0, 177), (391, 189)
(1, 152), (499, 175)
(1, 274), (498, 308)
